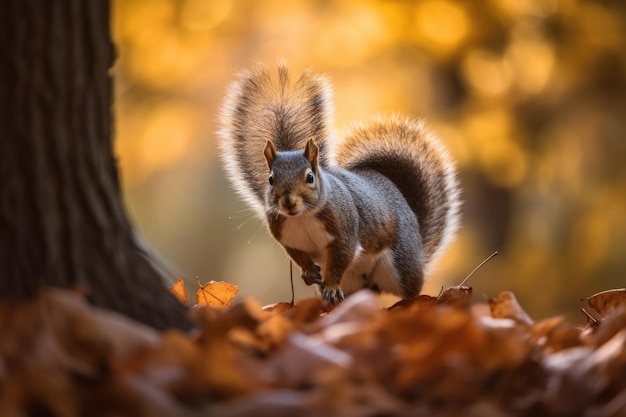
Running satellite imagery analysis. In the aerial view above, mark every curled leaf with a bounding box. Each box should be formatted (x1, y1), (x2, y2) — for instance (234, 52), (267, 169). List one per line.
(582, 288), (626, 318)
(437, 285), (473, 308)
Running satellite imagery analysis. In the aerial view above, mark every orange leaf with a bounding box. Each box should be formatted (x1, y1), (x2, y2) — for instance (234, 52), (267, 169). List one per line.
(583, 288), (626, 318)
(169, 277), (188, 305)
(195, 277), (239, 307)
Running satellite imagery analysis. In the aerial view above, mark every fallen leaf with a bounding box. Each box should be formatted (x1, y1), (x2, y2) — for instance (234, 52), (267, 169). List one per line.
(530, 316), (583, 352)
(470, 303), (492, 319)
(319, 290), (379, 328)
(169, 277), (188, 305)
(196, 277), (239, 307)
(487, 291), (533, 325)
(437, 285), (473, 308)
(193, 298), (265, 344)
(284, 298), (324, 328)
(262, 302), (294, 316)
(268, 332), (352, 387)
(582, 288), (626, 318)
(387, 294), (438, 313)
(590, 305), (626, 347)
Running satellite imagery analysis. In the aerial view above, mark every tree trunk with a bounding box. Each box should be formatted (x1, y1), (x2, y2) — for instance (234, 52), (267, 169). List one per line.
(0, 0), (192, 330)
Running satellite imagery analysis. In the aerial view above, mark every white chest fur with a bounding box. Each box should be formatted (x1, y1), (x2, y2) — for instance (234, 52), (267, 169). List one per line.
(279, 215), (333, 266)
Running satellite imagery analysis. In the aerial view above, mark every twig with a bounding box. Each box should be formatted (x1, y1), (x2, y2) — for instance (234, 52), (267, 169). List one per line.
(289, 259), (295, 305)
(459, 251), (499, 287)
(581, 308), (599, 326)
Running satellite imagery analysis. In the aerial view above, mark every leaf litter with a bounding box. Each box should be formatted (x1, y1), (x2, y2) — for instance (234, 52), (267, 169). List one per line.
(1, 281), (626, 416)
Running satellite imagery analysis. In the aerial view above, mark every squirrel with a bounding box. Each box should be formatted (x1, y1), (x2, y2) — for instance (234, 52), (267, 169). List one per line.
(218, 63), (460, 305)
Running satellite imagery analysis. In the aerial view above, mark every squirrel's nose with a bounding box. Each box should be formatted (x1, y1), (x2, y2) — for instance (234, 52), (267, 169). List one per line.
(282, 194), (297, 209)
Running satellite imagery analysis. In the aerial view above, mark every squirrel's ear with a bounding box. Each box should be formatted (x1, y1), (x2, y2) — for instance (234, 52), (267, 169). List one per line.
(304, 138), (319, 168)
(263, 140), (277, 169)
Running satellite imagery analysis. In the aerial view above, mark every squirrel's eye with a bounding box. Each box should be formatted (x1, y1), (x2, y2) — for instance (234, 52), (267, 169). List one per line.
(306, 171), (315, 184)
(268, 174), (274, 186)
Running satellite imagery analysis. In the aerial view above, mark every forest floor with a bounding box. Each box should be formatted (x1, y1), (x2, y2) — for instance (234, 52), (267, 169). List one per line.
(1, 278), (625, 417)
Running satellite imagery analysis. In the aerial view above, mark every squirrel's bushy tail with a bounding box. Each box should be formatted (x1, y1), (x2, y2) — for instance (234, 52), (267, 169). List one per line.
(334, 116), (461, 269)
(218, 63), (334, 215)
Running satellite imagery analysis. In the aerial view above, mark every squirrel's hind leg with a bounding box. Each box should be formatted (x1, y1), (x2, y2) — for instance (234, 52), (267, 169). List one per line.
(340, 249), (405, 297)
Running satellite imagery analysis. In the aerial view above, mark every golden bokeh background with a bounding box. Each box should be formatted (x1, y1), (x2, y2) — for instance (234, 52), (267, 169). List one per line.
(112, 0), (626, 321)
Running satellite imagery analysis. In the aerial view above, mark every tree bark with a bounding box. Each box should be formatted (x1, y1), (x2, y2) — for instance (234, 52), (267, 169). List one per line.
(0, 0), (192, 330)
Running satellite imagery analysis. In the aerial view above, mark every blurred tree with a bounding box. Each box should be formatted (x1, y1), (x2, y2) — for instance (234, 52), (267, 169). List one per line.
(0, 0), (191, 330)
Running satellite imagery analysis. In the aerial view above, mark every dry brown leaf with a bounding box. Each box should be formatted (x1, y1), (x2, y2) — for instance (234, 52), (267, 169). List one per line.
(255, 314), (294, 352)
(388, 294), (438, 313)
(262, 302), (294, 316)
(268, 332), (352, 388)
(319, 290), (379, 328)
(227, 309), (294, 354)
(283, 298), (325, 328)
(488, 291), (533, 325)
(470, 303), (492, 319)
(590, 305), (626, 347)
(392, 307), (492, 391)
(169, 277), (188, 305)
(530, 316), (584, 352)
(196, 277), (239, 307)
(437, 285), (473, 308)
(192, 298), (266, 345)
(389, 285), (472, 313)
(582, 288), (626, 318)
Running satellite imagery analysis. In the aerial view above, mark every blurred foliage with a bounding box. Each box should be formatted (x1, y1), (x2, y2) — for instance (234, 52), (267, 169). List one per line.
(112, 0), (626, 321)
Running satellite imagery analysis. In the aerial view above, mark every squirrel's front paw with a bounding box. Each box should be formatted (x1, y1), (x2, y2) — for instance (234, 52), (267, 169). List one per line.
(301, 264), (323, 286)
(321, 286), (345, 305)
